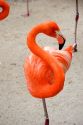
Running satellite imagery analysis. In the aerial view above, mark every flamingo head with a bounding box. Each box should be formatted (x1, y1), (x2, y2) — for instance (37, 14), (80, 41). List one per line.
(43, 21), (66, 50)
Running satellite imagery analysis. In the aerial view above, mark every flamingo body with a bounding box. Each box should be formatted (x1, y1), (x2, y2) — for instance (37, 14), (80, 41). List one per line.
(24, 46), (73, 98)
(0, 0), (10, 20)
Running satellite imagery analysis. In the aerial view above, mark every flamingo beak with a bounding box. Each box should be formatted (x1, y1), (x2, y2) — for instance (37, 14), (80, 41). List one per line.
(56, 31), (66, 50)
(59, 39), (65, 50)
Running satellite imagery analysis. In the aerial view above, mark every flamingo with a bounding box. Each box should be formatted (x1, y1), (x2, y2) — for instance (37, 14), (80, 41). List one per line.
(0, 0), (10, 20)
(24, 21), (73, 125)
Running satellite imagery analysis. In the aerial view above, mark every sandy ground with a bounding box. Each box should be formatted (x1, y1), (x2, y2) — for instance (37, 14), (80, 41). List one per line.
(0, 0), (83, 125)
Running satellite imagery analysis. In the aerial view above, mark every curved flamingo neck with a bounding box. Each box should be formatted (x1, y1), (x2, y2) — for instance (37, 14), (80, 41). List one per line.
(27, 24), (55, 66)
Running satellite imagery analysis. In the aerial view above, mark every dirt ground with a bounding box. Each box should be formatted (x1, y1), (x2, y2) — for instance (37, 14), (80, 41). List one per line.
(0, 0), (83, 125)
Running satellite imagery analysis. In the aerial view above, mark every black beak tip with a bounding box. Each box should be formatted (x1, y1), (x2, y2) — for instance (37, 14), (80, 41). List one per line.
(59, 39), (65, 50)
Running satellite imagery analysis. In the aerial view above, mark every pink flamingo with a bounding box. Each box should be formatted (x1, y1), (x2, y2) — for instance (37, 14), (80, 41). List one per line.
(24, 21), (73, 125)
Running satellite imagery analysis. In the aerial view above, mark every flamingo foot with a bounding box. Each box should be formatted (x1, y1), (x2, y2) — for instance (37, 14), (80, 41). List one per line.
(21, 13), (30, 17)
(45, 118), (49, 125)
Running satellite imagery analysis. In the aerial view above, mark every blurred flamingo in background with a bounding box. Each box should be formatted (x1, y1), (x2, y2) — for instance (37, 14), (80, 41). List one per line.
(0, 0), (10, 20)
(24, 21), (73, 125)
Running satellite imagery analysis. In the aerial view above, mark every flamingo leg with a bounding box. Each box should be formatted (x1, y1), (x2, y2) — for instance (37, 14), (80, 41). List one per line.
(22, 0), (29, 17)
(26, 0), (29, 16)
(42, 99), (49, 125)
(74, 0), (79, 52)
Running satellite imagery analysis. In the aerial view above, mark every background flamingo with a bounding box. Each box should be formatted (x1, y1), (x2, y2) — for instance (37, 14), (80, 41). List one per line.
(0, 0), (10, 20)
(24, 21), (73, 125)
